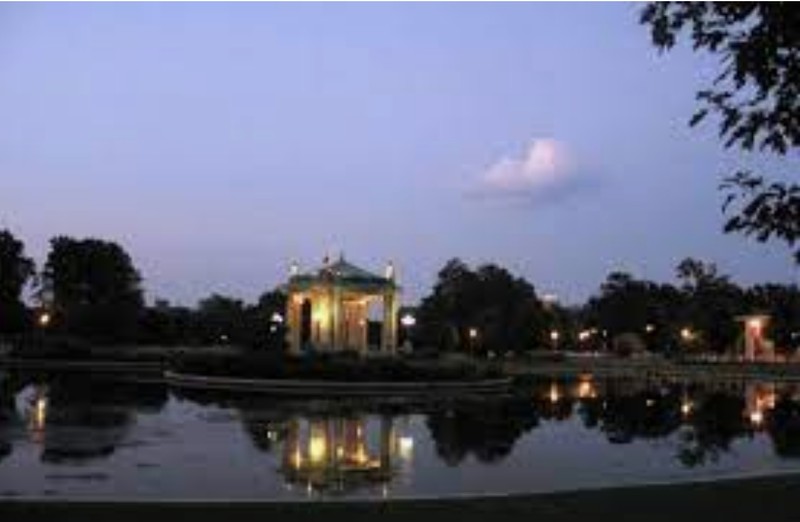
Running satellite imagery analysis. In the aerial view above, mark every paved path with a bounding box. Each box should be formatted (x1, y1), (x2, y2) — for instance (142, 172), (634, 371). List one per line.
(4, 474), (800, 522)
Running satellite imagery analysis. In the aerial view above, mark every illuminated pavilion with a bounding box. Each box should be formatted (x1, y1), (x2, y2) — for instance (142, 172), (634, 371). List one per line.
(284, 255), (400, 355)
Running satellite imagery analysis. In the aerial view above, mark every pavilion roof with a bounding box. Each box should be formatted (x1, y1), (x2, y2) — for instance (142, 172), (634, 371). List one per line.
(287, 256), (397, 292)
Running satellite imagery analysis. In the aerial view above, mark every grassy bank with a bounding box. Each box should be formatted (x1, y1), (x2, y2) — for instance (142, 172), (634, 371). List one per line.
(3, 474), (800, 522)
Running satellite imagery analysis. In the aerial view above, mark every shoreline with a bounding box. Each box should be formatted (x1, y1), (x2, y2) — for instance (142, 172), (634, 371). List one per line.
(4, 473), (800, 521)
(8, 355), (800, 383)
(164, 369), (512, 395)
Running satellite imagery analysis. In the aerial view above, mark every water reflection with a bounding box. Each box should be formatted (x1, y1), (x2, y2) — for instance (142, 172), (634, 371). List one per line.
(18, 375), (168, 464)
(426, 396), (538, 465)
(2, 372), (800, 499)
(278, 416), (410, 494)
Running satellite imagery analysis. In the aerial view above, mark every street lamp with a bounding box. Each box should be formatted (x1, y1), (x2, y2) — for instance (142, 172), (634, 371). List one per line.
(38, 312), (51, 328)
(400, 314), (416, 328)
(550, 330), (560, 350)
(680, 327), (694, 342)
(400, 314), (416, 351)
(467, 327), (479, 356)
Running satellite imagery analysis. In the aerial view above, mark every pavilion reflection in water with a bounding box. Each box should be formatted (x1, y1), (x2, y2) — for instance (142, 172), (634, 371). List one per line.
(280, 416), (413, 494)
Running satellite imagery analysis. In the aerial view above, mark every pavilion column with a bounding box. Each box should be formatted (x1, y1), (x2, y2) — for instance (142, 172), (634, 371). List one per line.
(379, 415), (393, 471)
(287, 294), (302, 355)
(381, 288), (398, 354)
(330, 286), (342, 351)
(361, 301), (369, 353)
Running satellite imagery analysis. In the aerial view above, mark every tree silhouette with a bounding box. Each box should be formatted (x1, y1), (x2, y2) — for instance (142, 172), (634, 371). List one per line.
(0, 229), (35, 334)
(416, 259), (549, 353)
(41, 237), (143, 343)
(641, 3), (800, 262)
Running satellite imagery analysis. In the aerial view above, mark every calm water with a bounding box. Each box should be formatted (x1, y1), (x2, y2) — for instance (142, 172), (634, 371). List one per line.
(1, 372), (800, 500)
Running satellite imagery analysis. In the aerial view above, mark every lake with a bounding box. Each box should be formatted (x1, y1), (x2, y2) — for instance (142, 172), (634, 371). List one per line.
(1, 372), (800, 500)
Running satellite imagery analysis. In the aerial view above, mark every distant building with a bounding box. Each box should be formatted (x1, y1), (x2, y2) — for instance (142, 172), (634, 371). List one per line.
(283, 255), (400, 354)
(737, 314), (775, 361)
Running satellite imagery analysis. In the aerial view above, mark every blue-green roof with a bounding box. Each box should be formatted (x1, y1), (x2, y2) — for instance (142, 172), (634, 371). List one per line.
(286, 257), (397, 291)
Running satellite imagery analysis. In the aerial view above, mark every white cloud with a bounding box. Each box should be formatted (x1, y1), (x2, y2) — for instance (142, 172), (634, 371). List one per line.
(476, 138), (574, 198)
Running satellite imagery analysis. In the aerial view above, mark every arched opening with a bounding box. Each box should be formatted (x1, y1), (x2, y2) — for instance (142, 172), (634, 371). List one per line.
(300, 299), (312, 348)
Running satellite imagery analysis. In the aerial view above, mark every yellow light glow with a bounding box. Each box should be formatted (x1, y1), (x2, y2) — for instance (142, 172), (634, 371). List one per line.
(750, 410), (764, 427)
(577, 380), (595, 399)
(748, 318), (764, 334)
(681, 400), (693, 416)
(646, 324), (654, 333)
(680, 328), (694, 341)
(548, 383), (560, 404)
(354, 445), (369, 465)
(292, 448), (303, 469)
(34, 396), (47, 428)
(550, 330), (560, 342)
(308, 430), (327, 463)
(38, 312), (51, 328)
(398, 436), (414, 460)
(578, 330), (591, 342)
(468, 328), (478, 339)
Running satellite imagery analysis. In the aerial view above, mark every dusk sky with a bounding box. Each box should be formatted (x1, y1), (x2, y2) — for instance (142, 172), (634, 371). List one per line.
(1, 2), (797, 306)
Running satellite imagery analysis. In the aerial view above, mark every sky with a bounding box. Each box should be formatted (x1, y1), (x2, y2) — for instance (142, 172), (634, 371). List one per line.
(0, 3), (797, 306)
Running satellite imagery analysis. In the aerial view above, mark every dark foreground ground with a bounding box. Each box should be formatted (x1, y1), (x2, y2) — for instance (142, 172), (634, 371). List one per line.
(4, 474), (800, 522)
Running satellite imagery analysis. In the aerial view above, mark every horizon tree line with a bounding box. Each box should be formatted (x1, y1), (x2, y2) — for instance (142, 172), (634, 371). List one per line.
(1, 228), (798, 356)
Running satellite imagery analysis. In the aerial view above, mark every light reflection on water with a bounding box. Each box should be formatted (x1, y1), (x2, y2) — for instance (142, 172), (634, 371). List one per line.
(1, 372), (800, 499)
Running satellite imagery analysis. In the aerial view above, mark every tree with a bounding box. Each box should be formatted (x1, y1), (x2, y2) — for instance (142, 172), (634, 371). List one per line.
(249, 289), (288, 350)
(42, 237), (144, 343)
(416, 259), (549, 354)
(0, 230), (35, 334)
(584, 272), (686, 354)
(194, 294), (248, 345)
(641, 3), (800, 261)
(138, 299), (197, 346)
(675, 257), (745, 353)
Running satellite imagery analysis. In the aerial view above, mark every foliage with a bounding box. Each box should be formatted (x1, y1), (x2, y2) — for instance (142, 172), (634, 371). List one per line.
(41, 237), (143, 343)
(0, 230), (35, 333)
(170, 351), (502, 382)
(641, 3), (800, 262)
(677, 258), (747, 353)
(582, 258), (792, 355)
(415, 259), (549, 354)
(138, 290), (287, 350)
(584, 271), (685, 354)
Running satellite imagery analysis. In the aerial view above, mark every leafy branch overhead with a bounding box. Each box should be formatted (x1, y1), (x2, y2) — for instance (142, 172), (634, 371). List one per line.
(641, 2), (799, 261)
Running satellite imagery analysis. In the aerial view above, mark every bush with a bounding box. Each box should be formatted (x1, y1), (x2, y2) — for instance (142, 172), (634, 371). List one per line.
(169, 351), (501, 382)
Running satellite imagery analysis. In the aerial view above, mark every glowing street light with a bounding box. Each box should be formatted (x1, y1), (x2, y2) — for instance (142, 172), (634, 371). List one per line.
(548, 383), (560, 404)
(271, 312), (284, 324)
(645, 324), (655, 333)
(468, 328), (479, 340)
(680, 327), (695, 342)
(38, 312), (51, 328)
(400, 314), (416, 328)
